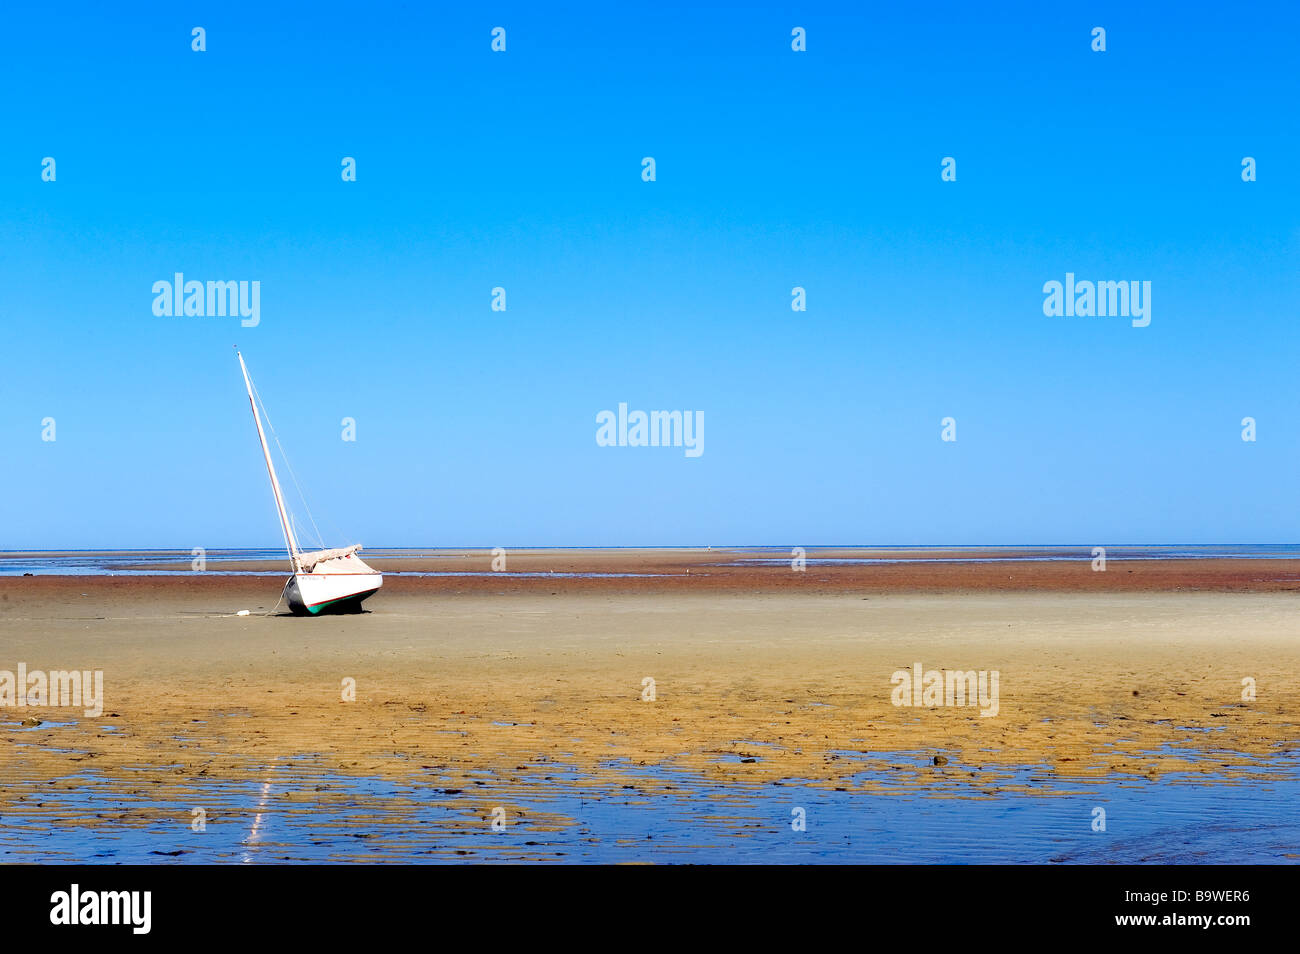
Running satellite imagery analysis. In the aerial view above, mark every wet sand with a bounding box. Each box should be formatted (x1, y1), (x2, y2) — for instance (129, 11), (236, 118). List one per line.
(2, 551), (1298, 860)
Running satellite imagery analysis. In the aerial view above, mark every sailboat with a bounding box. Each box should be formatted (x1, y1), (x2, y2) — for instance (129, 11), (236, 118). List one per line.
(236, 348), (382, 615)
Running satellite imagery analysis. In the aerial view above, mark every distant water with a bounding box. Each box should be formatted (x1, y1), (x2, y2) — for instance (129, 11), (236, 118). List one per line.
(2, 546), (1300, 577)
(724, 544), (1300, 567)
(0, 548), (294, 577)
(0, 549), (668, 578)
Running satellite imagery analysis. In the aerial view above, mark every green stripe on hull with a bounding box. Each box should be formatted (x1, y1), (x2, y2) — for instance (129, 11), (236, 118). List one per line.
(306, 589), (379, 614)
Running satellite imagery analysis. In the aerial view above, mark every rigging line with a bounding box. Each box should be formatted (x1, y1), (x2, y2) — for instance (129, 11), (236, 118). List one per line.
(253, 377), (353, 550)
(293, 511), (324, 554)
(321, 501), (351, 552)
(263, 583), (288, 617)
(291, 512), (321, 554)
(248, 374), (327, 553)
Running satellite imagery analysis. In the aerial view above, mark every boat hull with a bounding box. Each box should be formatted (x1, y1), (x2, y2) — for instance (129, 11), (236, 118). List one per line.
(283, 572), (382, 616)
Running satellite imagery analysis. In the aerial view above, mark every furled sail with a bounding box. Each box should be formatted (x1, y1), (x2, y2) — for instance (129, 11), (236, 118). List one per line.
(297, 545), (377, 575)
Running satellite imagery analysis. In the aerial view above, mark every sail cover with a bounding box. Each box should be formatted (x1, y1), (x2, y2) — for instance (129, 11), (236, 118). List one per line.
(297, 544), (376, 574)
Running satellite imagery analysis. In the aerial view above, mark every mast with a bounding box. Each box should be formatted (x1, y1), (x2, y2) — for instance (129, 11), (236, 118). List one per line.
(236, 348), (301, 573)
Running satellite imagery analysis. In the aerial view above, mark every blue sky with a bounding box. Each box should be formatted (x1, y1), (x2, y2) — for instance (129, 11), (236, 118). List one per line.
(2, 1), (1297, 549)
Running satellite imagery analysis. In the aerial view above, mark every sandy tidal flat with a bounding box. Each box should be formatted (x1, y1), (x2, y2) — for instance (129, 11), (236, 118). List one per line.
(1, 554), (1298, 861)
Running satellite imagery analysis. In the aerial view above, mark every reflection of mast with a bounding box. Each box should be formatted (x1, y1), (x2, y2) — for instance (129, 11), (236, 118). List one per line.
(236, 348), (301, 573)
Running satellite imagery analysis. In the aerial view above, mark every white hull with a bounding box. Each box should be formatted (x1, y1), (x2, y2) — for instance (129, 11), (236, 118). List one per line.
(284, 571), (382, 615)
